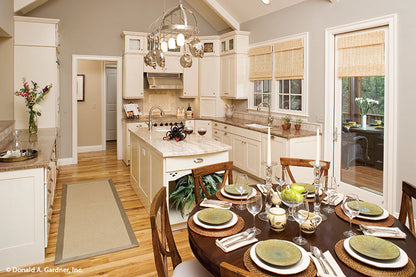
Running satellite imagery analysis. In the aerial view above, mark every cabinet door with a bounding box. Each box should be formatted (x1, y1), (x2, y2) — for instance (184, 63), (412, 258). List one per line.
(165, 55), (182, 73)
(220, 56), (228, 97)
(139, 146), (151, 200)
(228, 55), (236, 97)
(232, 135), (245, 170)
(222, 131), (233, 161)
(246, 138), (261, 177)
(194, 120), (212, 138)
(123, 54), (143, 99)
(199, 57), (219, 97)
(182, 59), (198, 98)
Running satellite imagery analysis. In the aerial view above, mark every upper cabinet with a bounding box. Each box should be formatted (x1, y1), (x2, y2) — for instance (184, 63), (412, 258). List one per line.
(180, 58), (198, 98)
(121, 31), (147, 54)
(200, 36), (220, 57)
(123, 54), (143, 99)
(219, 31), (250, 99)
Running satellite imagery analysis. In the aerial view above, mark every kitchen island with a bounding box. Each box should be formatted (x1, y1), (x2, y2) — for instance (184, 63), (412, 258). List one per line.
(129, 127), (231, 229)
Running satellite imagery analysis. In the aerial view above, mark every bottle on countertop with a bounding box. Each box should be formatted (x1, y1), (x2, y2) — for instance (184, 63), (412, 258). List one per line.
(186, 103), (193, 118)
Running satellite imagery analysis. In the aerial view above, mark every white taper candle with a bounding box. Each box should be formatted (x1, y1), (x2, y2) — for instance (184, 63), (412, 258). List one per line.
(316, 128), (320, 166)
(267, 127), (271, 165)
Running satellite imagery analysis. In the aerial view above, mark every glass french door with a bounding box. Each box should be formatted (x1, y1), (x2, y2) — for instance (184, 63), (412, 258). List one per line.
(333, 28), (388, 207)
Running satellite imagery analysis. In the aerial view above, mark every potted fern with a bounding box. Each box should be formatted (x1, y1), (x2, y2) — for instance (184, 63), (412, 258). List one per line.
(169, 173), (223, 217)
(282, 116), (291, 130)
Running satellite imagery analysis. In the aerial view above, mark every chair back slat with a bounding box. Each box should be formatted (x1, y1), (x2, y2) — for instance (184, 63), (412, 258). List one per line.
(399, 181), (416, 235)
(150, 187), (182, 277)
(192, 161), (234, 204)
(280, 157), (330, 186)
(220, 262), (253, 277)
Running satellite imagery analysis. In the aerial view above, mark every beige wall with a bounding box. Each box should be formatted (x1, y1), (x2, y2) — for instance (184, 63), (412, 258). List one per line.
(77, 60), (102, 147)
(241, 0), (416, 213)
(0, 0), (14, 121)
(27, 0), (218, 159)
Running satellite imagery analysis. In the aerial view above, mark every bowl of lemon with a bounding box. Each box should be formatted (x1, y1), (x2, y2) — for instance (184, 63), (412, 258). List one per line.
(280, 184), (307, 221)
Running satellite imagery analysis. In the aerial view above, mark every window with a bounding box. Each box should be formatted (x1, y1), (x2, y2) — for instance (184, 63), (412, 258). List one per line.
(279, 79), (302, 111)
(254, 80), (272, 107)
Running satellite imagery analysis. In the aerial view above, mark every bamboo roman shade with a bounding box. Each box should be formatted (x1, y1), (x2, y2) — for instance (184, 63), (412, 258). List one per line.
(274, 38), (304, 80)
(249, 45), (273, 81)
(337, 30), (385, 77)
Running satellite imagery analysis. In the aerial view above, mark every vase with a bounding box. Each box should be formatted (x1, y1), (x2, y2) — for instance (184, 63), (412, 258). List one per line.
(361, 114), (367, 130)
(28, 111), (38, 134)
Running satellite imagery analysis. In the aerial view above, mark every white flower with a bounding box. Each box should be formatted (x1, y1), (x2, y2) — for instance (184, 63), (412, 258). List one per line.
(32, 104), (42, 113)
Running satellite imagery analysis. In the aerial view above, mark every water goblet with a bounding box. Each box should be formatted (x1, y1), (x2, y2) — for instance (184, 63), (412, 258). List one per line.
(247, 192), (262, 234)
(322, 176), (338, 214)
(197, 127), (207, 142)
(292, 197), (309, 245)
(234, 174), (248, 210)
(342, 193), (360, 237)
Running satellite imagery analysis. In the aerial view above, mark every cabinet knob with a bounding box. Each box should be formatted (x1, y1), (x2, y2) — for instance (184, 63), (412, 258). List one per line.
(48, 189), (52, 194)
(224, 126), (227, 129)
(214, 131), (218, 134)
(193, 158), (204, 163)
(224, 132), (227, 135)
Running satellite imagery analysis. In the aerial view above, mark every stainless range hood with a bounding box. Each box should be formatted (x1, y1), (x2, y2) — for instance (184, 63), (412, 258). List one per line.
(144, 72), (183, 90)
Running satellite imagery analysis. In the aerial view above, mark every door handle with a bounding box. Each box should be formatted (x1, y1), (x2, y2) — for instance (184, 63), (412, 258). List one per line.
(194, 158), (204, 163)
(333, 127), (338, 142)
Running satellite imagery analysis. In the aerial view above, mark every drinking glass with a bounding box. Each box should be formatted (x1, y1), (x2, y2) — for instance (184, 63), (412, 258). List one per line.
(247, 192), (262, 234)
(322, 176), (338, 214)
(198, 127), (207, 142)
(292, 197), (309, 245)
(342, 193), (360, 237)
(234, 174), (248, 210)
(184, 126), (193, 140)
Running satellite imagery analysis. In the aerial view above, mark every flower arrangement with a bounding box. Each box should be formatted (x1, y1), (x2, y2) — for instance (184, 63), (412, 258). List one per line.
(355, 97), (379, 115)
(15, 78), (52, 134)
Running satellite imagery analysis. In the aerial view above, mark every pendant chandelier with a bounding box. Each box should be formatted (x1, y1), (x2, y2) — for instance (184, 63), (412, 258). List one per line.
(144, 0), (204, 69)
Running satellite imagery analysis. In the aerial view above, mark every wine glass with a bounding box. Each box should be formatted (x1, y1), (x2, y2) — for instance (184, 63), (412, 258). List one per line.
(247, 192), (262, 234)
(234, 174), (248, 210)
(184, 126), (193, 140)
(322, 176), (338, 214)
(292, 197), (309, 245)
(342, 193), (360, 237)
(198, 127), (207, 142)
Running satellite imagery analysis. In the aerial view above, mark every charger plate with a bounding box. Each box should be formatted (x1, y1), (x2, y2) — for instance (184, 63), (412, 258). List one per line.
(255, 240), (301, 267)
(335, 205), (394, 227)
(220, 187), (256, 200)
(224, 184), (253, 196)
(335, 240), (415, 276)
(188, 213), (244, 237)
(349, 235), (400, 261)
(197, 208), (233, 225)
(194, 210), (237, 229)
(243, 247), (316, 277)
(348, 201), (384, 216)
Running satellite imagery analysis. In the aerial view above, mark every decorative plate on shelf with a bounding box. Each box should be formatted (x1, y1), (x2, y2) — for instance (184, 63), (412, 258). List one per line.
(255, 240), (301, 267)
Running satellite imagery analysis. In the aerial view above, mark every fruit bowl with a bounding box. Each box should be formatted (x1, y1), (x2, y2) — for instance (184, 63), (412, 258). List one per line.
(279, 184), (306, 221)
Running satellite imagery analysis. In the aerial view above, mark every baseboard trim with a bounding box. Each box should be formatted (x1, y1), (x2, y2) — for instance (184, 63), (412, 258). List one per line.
(58, 157), (76, 166)
(77, 145), (105, 153)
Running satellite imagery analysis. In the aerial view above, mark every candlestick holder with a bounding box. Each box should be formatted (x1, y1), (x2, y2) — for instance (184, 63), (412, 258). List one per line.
(309, 161), (327, 221)
(259, 162), (277, 221)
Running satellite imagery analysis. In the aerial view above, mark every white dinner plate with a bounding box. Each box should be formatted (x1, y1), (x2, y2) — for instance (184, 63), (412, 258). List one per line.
(193, 209), (238, 230)
(220, 186), (257, 200)
(344, 237), (408, 268)
(250, 241), (310, 275)
(306, 189), (323, 198)
(342, 204), (389, 221)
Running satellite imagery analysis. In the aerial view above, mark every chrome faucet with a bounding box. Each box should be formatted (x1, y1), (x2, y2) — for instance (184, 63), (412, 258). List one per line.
(257, 102), (274, 126)
(148, 105), (165, 130)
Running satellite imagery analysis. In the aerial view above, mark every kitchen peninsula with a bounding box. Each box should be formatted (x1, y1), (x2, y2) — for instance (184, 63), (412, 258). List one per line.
(129, 127), (231, 229)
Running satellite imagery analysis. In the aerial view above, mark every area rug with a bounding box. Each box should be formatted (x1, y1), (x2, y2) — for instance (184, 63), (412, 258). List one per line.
(55, 179), (139, 265)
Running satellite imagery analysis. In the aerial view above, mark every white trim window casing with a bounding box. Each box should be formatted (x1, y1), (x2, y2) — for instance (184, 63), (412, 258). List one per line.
(248, 32), (309, 117)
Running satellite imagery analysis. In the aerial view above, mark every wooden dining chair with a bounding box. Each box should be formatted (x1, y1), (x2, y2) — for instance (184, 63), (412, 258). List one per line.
(192, 161), (233, 204)
(280, 157), (330, 185)
(150, 187), (213, 277)
(399, 181), (416, 235)
(220, 262), (255, 277)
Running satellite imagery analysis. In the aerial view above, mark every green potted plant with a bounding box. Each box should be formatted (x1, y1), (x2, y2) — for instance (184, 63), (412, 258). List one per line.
(281, 116), (291, 130)
(295, 118), (303, 131)
(169, 173), (223, 217)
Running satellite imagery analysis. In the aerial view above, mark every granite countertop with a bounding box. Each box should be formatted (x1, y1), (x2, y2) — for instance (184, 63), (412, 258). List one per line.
(124, 116), (316, 139)
(129, 128), (231, 158)
(0, 128), (57, 172)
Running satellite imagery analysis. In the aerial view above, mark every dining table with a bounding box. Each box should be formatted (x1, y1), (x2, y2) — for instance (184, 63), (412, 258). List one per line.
(187, 187), (416, 276)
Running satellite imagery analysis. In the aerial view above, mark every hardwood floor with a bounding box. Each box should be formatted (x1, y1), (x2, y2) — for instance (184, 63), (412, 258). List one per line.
(0, 142), (194, 277)
(341, 165), (383, 193)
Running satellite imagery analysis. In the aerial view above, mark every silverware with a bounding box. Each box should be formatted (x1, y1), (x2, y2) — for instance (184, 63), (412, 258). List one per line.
(311, 246), (336, 276)
(220, 230), (251, 245)
(203, 199), (231, 208)
(224, 231), (256, 247)
(359, 224), (399, 234)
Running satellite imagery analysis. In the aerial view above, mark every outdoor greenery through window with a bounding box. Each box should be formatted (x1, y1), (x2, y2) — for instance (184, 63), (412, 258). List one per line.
(254, 80), (272, 107)
(279, 79), (302, 111)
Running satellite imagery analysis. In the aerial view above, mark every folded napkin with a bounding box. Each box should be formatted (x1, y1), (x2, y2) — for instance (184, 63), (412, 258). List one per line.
(256, 184), (268, 194)
(215, 232), (258, 253)
(361, 225), (407, 239)
(200, 198), (232, 209)
(322, 193), (343, 206)
(309, 250), (346, 277)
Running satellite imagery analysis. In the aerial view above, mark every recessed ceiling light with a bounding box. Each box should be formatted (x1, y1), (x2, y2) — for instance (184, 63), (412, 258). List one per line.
(262, 0), (271, 4)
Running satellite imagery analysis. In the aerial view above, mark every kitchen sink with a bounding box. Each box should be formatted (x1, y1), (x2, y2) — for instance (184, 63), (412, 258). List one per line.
(245, 123), (269, 129)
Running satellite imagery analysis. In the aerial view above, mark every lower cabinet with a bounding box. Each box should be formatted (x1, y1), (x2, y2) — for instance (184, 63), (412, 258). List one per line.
(194, 120), (212, 139)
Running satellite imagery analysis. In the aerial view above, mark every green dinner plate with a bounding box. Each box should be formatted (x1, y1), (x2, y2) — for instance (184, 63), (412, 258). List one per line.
(347, 201), (384, 216)
(224, 184), (252, 196)
(349, 235), (400, 260)
(293, 183), (315, 194)
(255, 240), (302, 267)
(197, 208), (233, 225)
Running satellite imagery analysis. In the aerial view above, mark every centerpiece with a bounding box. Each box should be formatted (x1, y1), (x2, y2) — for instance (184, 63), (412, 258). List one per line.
(355, 97), (379, 129)
(15, 78), (52, 134)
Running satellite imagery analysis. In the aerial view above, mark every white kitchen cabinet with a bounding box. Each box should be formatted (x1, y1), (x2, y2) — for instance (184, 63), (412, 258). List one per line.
(232, 134), (261, 177)
(194, 120), (212, 139)
(14, 16), (60, 129)
(220, 53), (248, 99)
(200, 36), (220, 57)
(122, 121), (147, 165)
(180, 58), (198, 98)
(199, 56), (219, 97)
(144, 55), (183, 73)
(121, 31), (147, 54)
(122, 54), (144, 99)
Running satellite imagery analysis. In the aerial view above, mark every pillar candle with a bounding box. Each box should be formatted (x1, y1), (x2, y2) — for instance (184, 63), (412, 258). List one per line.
(316, 128), (320, 166)
(267, 127), (271, 165)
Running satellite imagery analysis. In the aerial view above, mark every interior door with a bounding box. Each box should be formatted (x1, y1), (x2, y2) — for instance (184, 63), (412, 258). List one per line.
(332, 29), (387, 207)
(106, 66), (117, 141)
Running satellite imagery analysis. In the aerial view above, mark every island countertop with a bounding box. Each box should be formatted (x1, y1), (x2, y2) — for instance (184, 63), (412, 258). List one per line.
(129, 128), (231, 158)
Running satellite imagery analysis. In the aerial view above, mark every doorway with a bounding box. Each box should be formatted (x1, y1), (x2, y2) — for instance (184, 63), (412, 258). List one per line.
(72, 55), (122, 164)
(105, 64), (117, 141)
(324, 15), (397, 211)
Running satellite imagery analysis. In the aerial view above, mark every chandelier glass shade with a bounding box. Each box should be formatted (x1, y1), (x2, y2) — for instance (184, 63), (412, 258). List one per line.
(145, 0), (204, 69)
